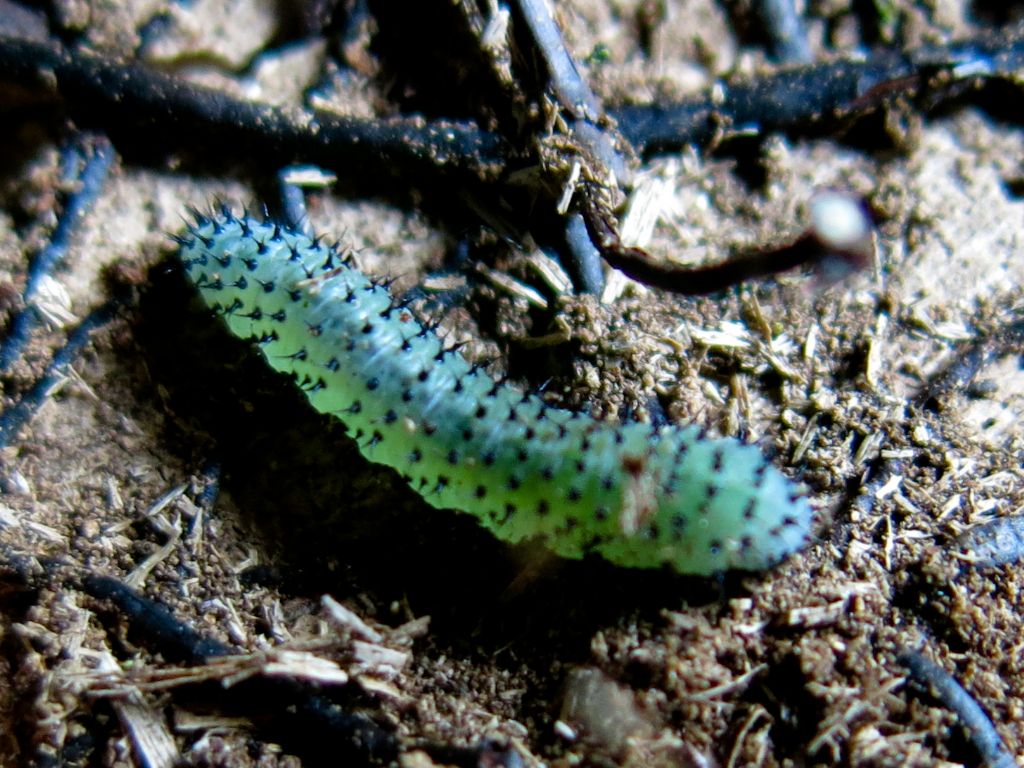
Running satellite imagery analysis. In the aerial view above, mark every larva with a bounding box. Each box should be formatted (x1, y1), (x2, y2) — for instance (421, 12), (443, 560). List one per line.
(177, 210), (813, 575)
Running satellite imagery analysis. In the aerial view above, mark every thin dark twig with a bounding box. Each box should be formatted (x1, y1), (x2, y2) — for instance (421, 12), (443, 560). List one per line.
(82, 575), (400, 763)
(612, 23), (1024, 154)
(1, 28), (1021, 173)
(0, 298), (120, 447)
(0, 134), (114, 372)
(580, 186), (873, 294)
(81, 574), (231, 663)
(510, 0), (622, 293)
(899, 650), (1017, 768)
(1, 30), (1021, 298)
(593, 231), (822, 295)
(562, 212), (605, 295)
(0, 35), (508, 181)
(80, 574), (423, 765)
(513, 0), (602, 120)
(4, 554), (405, 762)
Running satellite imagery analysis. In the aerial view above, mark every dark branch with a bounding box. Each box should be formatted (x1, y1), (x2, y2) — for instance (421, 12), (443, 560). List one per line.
(512, 0), (602, 120)
(82, 574), (231, 663)
(0, 27), (1019, 297)
(0, 133), (114, 372)
(612, 23), (1024, 154)
(899, 650), (1017, 768)
(580, 187), (873, 294)
(81, 574), (401, 765)
(3, 27), (1022, 174)
(0, 34), (509, 181)
(0, 299), (120, 447)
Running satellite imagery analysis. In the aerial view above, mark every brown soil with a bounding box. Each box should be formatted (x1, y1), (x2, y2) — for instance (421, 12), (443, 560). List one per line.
(1, 1), (1023, 767)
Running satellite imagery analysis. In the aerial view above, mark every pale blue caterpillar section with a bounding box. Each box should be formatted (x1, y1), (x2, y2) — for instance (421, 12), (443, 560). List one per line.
(176, 210), (813, 575)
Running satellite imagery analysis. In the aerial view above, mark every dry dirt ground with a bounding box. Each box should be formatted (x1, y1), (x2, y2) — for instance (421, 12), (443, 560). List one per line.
(1, 1), (1024, 766)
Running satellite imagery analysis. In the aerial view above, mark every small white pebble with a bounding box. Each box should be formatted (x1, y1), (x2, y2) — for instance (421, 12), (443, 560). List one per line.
(553, 720), (578, 741)
(810, 191), (869, 249)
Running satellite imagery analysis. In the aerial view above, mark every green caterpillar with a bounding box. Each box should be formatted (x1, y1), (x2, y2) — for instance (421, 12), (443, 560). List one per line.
(177, 210), (813, 575)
